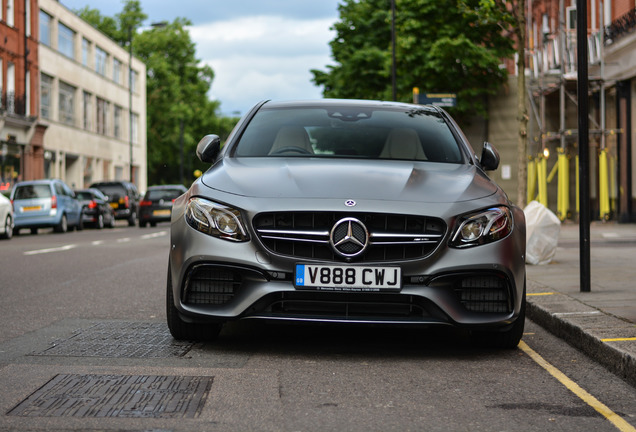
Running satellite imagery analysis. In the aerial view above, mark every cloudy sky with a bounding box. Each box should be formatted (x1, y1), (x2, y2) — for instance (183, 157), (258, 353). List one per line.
(60, 0), (341, 115)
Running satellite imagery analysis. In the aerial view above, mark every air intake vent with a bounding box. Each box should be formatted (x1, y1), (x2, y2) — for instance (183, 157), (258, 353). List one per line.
(183, 266), (241, 305)
(455, 276), (511, 313)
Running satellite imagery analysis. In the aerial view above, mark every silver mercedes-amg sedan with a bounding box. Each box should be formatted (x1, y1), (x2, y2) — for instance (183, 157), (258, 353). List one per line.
(167, 99), (526, 348)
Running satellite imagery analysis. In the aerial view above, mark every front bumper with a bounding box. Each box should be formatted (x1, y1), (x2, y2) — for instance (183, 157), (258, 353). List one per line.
(168, 208), (526, 330)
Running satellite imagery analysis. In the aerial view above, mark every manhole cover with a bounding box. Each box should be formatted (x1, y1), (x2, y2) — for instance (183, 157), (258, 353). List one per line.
(31, 322), (194, 358)
(8, 374), (213, 418)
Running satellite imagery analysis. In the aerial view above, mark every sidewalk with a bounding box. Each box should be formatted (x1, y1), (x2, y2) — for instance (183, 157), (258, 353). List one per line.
(525, 221), (636, 387)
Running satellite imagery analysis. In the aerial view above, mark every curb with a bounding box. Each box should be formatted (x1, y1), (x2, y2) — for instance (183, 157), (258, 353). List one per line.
(526, 295), (636, 387)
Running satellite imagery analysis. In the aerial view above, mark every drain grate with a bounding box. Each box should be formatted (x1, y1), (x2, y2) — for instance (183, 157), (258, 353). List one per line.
(8, 374), (212, 418)
(30, 322), (194, 358)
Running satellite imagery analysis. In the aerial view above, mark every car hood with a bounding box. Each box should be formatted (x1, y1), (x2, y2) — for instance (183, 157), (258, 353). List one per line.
(200, 158), (499, 203)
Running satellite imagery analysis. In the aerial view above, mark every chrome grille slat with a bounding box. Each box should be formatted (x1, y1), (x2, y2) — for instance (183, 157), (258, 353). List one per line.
(253, 211), (446, 263)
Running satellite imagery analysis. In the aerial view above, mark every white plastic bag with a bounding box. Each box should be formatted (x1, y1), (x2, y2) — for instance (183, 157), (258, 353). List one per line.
(524, 201), (561, 265)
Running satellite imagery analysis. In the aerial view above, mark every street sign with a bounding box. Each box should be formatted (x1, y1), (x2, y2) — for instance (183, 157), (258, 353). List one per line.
(417, 93), (457, 107)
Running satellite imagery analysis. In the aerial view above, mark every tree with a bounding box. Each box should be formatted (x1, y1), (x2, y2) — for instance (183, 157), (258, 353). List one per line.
(466, 0), (527, 206)
(311, 0), (515, 120)
(75, 2), (238, 186)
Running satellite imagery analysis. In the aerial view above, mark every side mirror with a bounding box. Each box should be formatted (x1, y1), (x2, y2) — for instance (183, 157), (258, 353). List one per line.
(196, 134), (222, 163)
(479, 142), (500, 171)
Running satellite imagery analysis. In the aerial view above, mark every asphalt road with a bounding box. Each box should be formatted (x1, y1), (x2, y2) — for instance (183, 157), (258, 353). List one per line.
(0, 224), (634, 431)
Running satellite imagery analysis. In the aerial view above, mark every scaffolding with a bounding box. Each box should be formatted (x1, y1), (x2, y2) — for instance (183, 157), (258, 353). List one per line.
(527, 0), (621, 221)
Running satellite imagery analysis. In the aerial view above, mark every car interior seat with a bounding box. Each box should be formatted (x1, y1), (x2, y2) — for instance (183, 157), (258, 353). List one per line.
(379, 128), (428, 160)
(269, 126), (314, 155)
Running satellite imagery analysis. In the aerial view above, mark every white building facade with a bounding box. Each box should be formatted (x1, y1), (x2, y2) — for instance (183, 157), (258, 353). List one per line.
(38, 0), (147, 191)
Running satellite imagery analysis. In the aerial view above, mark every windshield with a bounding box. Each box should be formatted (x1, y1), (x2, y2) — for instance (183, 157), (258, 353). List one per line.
(146, 189), (183, 201)
(233, 105), (464, 163)
(14, 185), (51, 200)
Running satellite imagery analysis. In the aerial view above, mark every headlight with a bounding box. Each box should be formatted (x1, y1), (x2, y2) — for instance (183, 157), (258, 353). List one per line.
(184, 197), (249, 242)
(449, 206), (512, 248)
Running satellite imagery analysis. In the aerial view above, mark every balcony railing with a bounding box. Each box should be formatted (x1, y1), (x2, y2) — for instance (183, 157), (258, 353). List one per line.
(605, 8), (636, 44)
(1, 92), (27, 116)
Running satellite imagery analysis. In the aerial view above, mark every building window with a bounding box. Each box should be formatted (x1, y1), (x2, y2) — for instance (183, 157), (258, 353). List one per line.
(82, 38), (90, 67)
(83, 91), (92, 130)
(6, 62), (15, 114)
(40, 73), (53, 119)
(7, 0), (14, 26)
(26, 0), (31, 36)
(113, 58), (122, 84)
(114, 105), (122, 138)
(25, 70), (30, 115)
(130, 69), (138, 92)
(96, 97), (109, 135)
(59, 81), (76, 126)
(40, 10), (52, 47)
(131, 113), (139, 144)
(58, 22), (75, 59)
(95, 47), (107, 76)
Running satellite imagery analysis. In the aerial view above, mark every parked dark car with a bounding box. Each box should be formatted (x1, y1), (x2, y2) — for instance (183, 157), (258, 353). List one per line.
(166, 99), (527, 348)
(139, 185), (187, 227)
(10, 179), (83, 234)
(75, 188), (116, 229)
(89, 181), (140, 226)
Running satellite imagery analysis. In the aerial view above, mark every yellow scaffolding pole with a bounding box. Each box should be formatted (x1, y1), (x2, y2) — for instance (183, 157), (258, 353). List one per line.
(527, 157), (537, 204)
(537, 154), (548, 207)
(598, 148), (610, 221)
(575, 155), (580, 215)
(557, 149), (569, 221)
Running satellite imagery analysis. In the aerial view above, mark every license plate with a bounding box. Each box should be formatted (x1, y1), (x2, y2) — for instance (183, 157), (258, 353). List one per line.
(22, 206), (42, 212)
(109, 203), (119, 209)
(295, 264), (401, 291)
(152, 209), (171, 216)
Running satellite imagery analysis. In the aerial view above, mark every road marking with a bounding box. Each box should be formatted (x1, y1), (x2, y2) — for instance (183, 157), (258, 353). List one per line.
(141, 231), (167, 240)
(519, 341), (636, 432)
(24, 244), (77, 255)
(527, 292), (555, 296)
(23, 231), (168, 256)
(602, 337), (636, 342)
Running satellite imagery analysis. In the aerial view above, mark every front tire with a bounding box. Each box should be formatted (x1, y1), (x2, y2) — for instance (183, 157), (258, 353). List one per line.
(96, 214), (104, 229)
(1, 215), (13, 239)
(474, 284), (526, 349)
(128, 210), (137, 227)
(166, 266), (222, 341)
(54, 214), (68, 233)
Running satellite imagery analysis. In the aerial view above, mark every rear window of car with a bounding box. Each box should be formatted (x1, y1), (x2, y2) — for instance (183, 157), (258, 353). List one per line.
(13, 185), (52, 200)
(146, 189), (183, 201)
(233, 105), (464, 163)
(76, 192), (94, 200)
(93, 184), (126, 198)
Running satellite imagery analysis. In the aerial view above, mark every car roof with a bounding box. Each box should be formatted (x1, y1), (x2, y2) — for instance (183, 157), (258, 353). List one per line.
(147, 185), (186, 190)
(258, 98), (440, 112)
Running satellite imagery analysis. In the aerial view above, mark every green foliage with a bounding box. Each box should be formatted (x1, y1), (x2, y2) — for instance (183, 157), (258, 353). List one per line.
(311, 0), (515, 119)
(75, 1), (239, 187)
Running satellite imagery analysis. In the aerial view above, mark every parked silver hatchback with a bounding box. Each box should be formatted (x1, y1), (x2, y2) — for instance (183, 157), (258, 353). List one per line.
(11, 179), (83, 235)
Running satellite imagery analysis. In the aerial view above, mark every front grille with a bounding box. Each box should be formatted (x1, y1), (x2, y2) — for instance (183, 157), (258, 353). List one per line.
(254, 292), (447, 322)
(455, 276), (511, 313)
(183, 265), (241, 305)
(253, 212), (446, 263)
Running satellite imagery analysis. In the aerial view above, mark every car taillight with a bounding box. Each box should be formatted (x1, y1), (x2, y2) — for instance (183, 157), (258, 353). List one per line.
(51, 196), (57, 209)
(140, 200), (152, 206)
(125, 195), (130, 208)
(88, 200), (98, 209)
